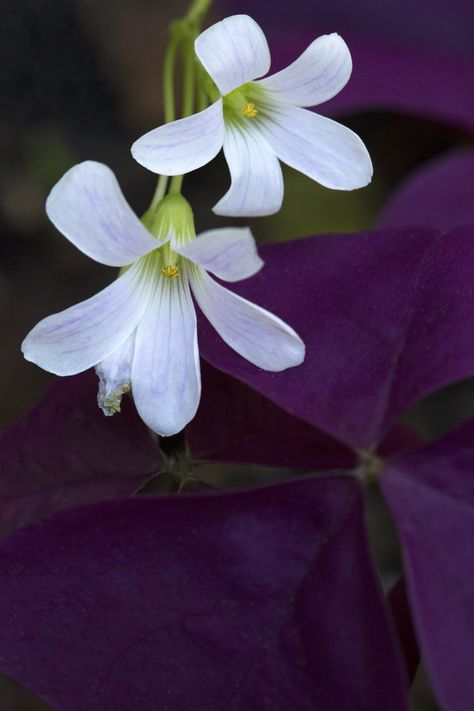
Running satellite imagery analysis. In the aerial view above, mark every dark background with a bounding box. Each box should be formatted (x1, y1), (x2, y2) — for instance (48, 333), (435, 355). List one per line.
(1, 1), (472, 708)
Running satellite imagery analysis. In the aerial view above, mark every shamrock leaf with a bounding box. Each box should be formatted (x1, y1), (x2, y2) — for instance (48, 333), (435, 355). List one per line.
(199, 226), (474, 449)
(190, 361), (356, 470)
(382, 417), (474, 711)
(378, 148), (474, 231)
(0, 370), (160, 539)
(0, 477), (408, 711)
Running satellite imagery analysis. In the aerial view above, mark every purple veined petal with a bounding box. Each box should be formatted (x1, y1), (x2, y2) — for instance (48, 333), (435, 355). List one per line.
(0, 477), (409, 711)
(195, 14), (271, 96)
(131, 270), (200, 437)
(382, 417), (474, 711)
(198, 226), (474, 448)
(213, 122), (283, 217)
(131, 100), (224, 176)
(0, 371), (161, 540)
(257, 33), (352, 108)
(22, 261), (152, 377)
(175, 227), (263, 282)
(46, 161), (160, 267)
(190, 268), (304, 372)
(261, 103), (373, 190)
(378, 148), (474, 231)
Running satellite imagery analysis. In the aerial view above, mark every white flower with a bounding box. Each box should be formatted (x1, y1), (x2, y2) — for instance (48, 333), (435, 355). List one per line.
(131, 14), (373, 218)
(22, 161), (305, 436)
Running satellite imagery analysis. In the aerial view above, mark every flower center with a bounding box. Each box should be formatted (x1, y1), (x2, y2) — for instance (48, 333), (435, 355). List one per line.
(161, 264), (179, 279)
(240, 102), (257, 119)
(223, 85), (267, 123)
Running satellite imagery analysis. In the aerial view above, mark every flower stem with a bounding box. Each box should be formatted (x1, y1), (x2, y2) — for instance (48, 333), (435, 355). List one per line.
(163, 32), (180, 125)
(185, 0), (213, 24)
(148, 0), (213, 207)
(182, 39), (196, 119)
(167, 36), (197, 197)
(168, 174), (184, 195)
(150, 174), (169, 211)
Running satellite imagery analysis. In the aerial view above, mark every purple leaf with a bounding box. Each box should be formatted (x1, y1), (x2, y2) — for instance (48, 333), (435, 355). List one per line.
(224, 2), (474, 132)
(225, 0), (474, 56)
(190, 362), (420, 469)
(382, 418), (474, 710)
(189, 361), (356, 470)
(0, 477), (408, 710)
(199, 226), (474, 449)
(0, 371), (161, 539)
(378, 148), (474, 231)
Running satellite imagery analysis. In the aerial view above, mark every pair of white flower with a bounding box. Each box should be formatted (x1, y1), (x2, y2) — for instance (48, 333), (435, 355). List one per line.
(23, 14), (372, 436)
(22, 161), (304, 435)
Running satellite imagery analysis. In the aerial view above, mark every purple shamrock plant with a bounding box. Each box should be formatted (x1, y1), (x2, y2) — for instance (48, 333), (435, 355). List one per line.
(1, 1), (474, 710)
(3, 221), (474, 709)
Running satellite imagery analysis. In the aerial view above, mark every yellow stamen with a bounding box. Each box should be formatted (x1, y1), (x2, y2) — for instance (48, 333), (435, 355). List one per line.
(161, 265), (179, 279)
(241, 102), (258, 119)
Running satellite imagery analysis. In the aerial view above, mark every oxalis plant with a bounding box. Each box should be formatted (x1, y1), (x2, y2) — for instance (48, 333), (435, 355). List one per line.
(1, 0), (473, 709)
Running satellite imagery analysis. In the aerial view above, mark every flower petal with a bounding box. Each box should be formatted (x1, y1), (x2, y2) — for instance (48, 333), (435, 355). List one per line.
(131, 100), (224, 176)
(131, 273), (200, 436)
(175, 227), (263, 282)
(95, 333), (135, 416)
(190, 269), (304, 371)
(257, 33), (352, 107)
(46, 161), (160, 267)
(22, 262), (151, 376)
(261, 104), (373, 190)
(195, 14), (271, 96)
(213, 123), (283, 217)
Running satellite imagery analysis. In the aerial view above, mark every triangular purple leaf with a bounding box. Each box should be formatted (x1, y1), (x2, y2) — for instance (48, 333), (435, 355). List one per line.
(0, 478), (408, 710)
(378, 148), (474, 231)
(190, 361), (356, 470)
(382, 418), (474, 710)
(199, 226), (474, 449)
(0, 371), (161, 538)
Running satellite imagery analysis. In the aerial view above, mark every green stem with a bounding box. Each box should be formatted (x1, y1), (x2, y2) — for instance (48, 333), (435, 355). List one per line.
(150, 174), (169, 211)
(149, 0), (213, 209)
(163, 33), (180, 124)
(182, 39), (196, 118)
(168, 174), (184, 195)
(185, 0), (213, 25)
(167, 37), (197, 197)
(196, 85), (209, 112)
